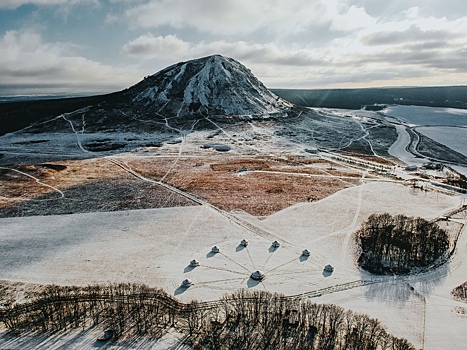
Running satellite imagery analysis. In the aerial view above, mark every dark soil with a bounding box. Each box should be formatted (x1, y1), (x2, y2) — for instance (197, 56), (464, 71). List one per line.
(0, 179), (197, 218)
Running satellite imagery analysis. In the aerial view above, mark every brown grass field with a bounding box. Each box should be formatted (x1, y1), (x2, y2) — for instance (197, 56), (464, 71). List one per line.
(127, 155), (361, 216)
(0, 155), (362, 217)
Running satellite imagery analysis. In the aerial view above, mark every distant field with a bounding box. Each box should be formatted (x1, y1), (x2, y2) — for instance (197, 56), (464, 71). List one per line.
(273, 86), (467, 109)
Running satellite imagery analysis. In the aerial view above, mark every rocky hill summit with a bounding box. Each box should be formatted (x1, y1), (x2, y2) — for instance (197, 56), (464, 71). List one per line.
(0, 55), (296, 136)
(125, 54), (292, 118)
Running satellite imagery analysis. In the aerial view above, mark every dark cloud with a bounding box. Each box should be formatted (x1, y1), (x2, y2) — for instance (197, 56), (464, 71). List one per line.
(3, 66), (63, 77)
(3, 0), (467, 93)
(362, 25), (460, 46)
(351, 44), (467, 74)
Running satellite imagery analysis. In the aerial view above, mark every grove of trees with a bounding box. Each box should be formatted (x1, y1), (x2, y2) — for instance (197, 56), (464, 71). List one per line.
(0, 283), (416, 349)
(452, 282), (467, 302)
(355, 213), (450, 274)
(190, 289), (415, 350)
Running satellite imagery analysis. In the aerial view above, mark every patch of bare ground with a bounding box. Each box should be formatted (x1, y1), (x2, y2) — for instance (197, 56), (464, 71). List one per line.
(128, 156), (361, 216)
(452, 282), (467, 302)
(0, 159), (196, 217)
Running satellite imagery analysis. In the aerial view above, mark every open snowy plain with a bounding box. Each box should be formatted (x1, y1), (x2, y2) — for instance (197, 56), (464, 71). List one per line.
(1, 105), (467, 349)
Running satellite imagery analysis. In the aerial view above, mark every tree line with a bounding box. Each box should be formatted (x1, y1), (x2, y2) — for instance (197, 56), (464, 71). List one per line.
(355, 213), (449, 274)
(0, 283), (415, 349)
(189, 289), (415, 350)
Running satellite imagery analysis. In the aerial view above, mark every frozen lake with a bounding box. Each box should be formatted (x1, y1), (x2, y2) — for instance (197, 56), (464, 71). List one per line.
(417, 126), (467, 157)
(385, 105), (467, 127)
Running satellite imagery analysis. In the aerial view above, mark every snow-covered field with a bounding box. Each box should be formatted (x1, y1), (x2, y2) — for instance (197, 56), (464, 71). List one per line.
(1, 104), (467, 349)
(1, 180), (465, 349)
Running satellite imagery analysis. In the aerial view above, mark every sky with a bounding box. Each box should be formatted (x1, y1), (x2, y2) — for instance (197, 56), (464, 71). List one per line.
(1, 0), (467, 96)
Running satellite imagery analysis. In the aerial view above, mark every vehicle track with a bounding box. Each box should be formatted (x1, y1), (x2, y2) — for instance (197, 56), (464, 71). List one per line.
(338, 172), (366, 264)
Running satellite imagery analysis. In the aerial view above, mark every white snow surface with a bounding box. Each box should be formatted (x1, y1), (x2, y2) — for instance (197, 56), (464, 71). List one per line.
(1, 103), (467, 348)
(1, 180), (465, 349)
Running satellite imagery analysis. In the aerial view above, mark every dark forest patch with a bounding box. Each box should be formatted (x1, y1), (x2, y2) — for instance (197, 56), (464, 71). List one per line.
(452, 282), (467, 302)
(356, 213), (449, 275)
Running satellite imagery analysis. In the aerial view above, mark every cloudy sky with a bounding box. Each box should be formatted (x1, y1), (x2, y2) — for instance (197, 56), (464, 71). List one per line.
(1, 0), (467, 96)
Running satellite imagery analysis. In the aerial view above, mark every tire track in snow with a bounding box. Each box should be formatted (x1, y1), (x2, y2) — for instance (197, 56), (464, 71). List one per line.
(340, 171), (366, 262)
(265, 257), (300, 274)
(172, 205), (206, 256)
(196, 277), (246, 288)
(245, 246), (257, 270)
(263, 248), (278, 269)
(202, 265), (246, 276)
(107, 157), (291, 253)
(426, 297), (458, 350)
(218, 252), (251, 274)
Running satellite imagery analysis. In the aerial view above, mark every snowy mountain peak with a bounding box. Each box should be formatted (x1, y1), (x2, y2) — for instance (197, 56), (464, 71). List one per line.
(127, 55), (292, 117)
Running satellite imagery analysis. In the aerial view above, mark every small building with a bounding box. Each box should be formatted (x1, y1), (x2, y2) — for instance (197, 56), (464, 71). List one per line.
(250, 270), (265, 281)
(272, 240), (281, 248)
(212, 246), (220, 253)
(302, 249), (310, 256)
(241, 239), (249, 247)
(182, 279), (193, 287)
(239, 166), (248, 172)
(190, 259), (200, 267)
(324, 264), (334, 272)
(405, 165), (418, 172)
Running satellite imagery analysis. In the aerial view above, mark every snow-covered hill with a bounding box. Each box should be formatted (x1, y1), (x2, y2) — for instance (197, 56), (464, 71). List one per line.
(126, 54), (292, 117)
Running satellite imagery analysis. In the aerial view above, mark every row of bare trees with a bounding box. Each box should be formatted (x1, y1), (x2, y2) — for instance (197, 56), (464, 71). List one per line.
(0, 284), (415, 349)
(188, 289), (415, 350)
(356, 213), (449, 274)
(0, 283), (180, 338)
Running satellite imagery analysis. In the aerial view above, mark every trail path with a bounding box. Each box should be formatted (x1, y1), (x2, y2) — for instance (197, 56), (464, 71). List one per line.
(340, 171), (366, 262)
(0, 166), (65, 200)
